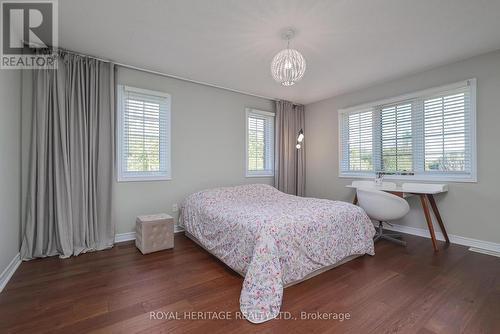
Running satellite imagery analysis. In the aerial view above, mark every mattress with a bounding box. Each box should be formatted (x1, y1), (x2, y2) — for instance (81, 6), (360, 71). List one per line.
(180, 184), (375, 323)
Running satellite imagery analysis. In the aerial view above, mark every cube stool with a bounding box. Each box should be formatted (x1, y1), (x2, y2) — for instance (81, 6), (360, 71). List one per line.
(135, 213), (174, 254)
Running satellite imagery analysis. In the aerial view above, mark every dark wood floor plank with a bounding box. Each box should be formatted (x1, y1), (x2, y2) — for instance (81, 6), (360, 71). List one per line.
(1, 234), (499, 333)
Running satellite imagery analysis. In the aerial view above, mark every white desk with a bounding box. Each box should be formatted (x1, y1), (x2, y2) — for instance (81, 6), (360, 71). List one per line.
(347, 181), (449, 252)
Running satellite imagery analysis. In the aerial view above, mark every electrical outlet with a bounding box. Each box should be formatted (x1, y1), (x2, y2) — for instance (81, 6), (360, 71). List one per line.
(172, 203), (179, 213)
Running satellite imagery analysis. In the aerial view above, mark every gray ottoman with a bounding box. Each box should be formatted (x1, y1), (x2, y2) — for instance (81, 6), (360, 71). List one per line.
(135, 213), (174, 254)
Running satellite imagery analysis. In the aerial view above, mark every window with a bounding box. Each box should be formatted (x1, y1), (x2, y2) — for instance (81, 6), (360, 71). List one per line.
(117, 85), (171, 181)
(339, 79), (476, 182)
(246, 108), (275, 177)
(423, 92), (469, 172)
(341, 109), (373, 171)
(380, 102), (413, 172)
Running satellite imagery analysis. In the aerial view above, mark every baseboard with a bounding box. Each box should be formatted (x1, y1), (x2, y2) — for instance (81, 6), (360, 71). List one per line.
(0, 253), (21, 293)
(114, 225), (185, 243)
(380, 223), (500, 255)
(114, 232), (136, 243)
(174, 225), (185, 234)
(468, 247), (500, 258)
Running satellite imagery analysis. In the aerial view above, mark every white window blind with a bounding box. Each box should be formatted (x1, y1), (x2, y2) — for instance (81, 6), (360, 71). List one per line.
(339, 79), (476, 182)
(117, 85), (171, 181)
(423, 90), (470, 173)
(380, 102), (413, 172)
(246, 108), (275, 177)
(340, 109), (373, 172)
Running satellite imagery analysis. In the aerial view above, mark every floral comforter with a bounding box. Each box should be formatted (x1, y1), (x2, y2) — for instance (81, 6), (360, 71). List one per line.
(180, 184), (375, 323)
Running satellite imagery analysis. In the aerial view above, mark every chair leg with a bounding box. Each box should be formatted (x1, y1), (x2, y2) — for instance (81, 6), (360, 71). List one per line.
(381, 234), (407, 246)
(384, 233), (403, 239)
(373, 221), (406, 247)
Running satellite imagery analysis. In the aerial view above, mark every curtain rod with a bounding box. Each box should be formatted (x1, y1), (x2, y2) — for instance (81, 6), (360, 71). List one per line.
(23, 41), (279, 102)
(114, 62), (279, 102)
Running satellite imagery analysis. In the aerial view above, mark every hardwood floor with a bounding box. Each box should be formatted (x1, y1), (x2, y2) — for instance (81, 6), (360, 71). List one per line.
(1, 233), (499, 333)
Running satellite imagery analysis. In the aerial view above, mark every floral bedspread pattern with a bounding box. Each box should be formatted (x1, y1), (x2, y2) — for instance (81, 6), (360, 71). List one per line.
(180, 184), (375, 323)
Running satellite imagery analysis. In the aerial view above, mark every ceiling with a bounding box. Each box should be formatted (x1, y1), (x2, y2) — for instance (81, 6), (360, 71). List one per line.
(59, 0), (500, 104)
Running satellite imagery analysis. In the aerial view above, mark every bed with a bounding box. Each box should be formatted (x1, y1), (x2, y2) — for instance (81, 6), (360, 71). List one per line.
(180, 184), (375, 323)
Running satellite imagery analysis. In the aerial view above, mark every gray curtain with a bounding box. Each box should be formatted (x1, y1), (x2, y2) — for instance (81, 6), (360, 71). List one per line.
(274, 100), (305, 196)
(21, 52), (115, 260)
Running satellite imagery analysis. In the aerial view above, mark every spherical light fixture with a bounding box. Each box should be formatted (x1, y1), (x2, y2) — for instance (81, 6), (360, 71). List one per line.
(271, 29), (306, 86)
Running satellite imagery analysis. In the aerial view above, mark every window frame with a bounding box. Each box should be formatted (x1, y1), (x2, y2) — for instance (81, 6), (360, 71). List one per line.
(245, 108), (275, 178)
(117, 85), (172, 182)
(338, 79), (477, 183)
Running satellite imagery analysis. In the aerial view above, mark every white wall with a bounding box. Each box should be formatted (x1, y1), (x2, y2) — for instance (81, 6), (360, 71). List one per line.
(114, 67), (274, 233)
(0, 70), (21, 275)
(305, 50), (500, 244)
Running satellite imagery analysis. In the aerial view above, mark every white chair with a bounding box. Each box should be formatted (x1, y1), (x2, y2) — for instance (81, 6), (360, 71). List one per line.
(356, 188), (410, 246)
